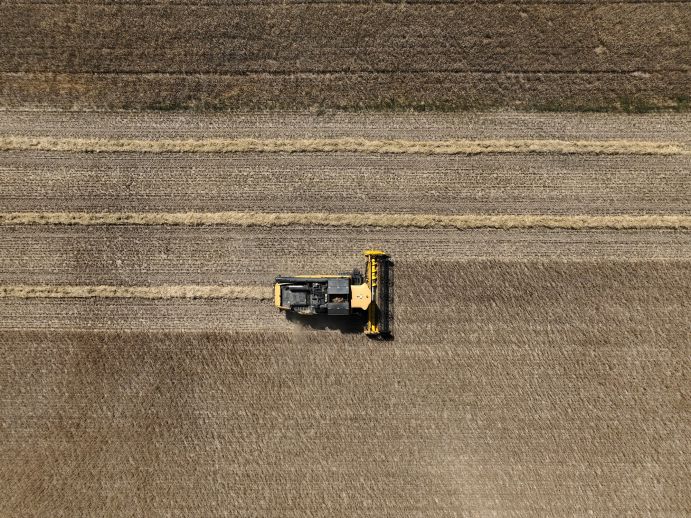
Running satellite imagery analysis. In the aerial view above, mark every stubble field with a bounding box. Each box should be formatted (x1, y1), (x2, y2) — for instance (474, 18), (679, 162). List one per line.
(0, 110), (689, 515)
(1, 1), (689, 110)
(2, 0), (690, 512)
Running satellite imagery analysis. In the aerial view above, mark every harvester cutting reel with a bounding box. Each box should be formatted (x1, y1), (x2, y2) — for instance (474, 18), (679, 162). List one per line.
(274, 250), (391, 338)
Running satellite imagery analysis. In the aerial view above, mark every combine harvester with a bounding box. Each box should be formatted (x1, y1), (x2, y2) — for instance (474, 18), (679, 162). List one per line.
(274, 250), (392, 338)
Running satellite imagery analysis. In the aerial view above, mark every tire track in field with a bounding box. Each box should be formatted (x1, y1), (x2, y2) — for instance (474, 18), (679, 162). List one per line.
(1, 211), (689, 229)
(0, 136), (687, 155)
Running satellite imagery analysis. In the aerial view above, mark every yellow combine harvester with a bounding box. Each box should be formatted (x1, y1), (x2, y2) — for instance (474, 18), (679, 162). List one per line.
(274, 250), (391, 338)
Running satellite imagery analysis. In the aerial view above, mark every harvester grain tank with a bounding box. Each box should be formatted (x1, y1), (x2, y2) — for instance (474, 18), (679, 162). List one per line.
(274, 250), (391, 337)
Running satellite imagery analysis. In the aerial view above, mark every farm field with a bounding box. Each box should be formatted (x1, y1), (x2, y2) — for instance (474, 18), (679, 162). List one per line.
(1, 1), (688, 110)
(0, 110), (689, 514)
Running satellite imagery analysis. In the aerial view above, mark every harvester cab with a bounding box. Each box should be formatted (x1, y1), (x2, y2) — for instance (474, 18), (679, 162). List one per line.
(274, 250), (391, 338)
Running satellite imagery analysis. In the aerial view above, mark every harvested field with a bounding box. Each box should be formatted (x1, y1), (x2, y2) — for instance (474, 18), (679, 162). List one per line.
(4, 70), (689, 112)
(0, 258), (689, 333)
(3, 111), (690, 142)
(2, 152), (691, 215)
(0, 110), (690, 515)
(0, 298), (280, 331)
(1, 112), (690, 216)
(1, 226), (690, 287)
(1, 3), (689, 110)
(5, 4), (686, 72)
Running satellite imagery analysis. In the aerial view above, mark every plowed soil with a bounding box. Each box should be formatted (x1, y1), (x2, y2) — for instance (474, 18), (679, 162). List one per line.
(0, 111), (689, 515)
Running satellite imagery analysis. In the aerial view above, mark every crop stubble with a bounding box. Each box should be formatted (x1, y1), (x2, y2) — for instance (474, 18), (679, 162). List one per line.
(1, 112), (689, 218)
(2, 152), (690, 215)
(1, 225), (690, 285)
(1, 260), (689, 515)
(0, 110), (689, 514)
(2, 111), (689, 142)
(1, 3), (688, 110)
(0, 111), (689, 329)
(4, 5), (685, 73)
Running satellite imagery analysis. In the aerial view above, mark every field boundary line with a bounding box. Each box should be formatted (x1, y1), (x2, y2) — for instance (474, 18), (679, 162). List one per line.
(0, 285), (271, 300)
(1, 212), (689, 230)
(0, 136), (687, 156)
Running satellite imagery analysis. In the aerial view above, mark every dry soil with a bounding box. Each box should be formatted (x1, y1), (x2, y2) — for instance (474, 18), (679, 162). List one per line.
(0, 111), (689, 516)
(1, 2), (688, 110)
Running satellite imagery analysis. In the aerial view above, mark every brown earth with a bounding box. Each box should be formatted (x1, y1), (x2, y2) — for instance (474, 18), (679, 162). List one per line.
(3, 70), (689, 111)
(2, 152), (689, 215)
(0, 110), (689, 514)
(4, 0), (689, 5)
(1, 224), (690, 284)
(1, 2), (689, 110)
(2, 111), (690, 142)
(1, 260), (690, 516)
(5, 4), (686, 73)
(1, 111), (689, 216)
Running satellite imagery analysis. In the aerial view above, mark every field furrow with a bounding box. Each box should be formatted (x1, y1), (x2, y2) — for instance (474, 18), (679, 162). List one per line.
(3, 152), (689, 215)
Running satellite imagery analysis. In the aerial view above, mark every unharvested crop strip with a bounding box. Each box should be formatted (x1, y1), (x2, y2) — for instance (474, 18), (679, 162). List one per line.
(0, 136), (687, 156)
(0, 285), (272, 300)
(1, 212), (689, 230)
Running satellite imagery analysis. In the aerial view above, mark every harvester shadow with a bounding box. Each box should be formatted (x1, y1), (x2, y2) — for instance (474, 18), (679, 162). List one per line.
(285, 311), (368, 334)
